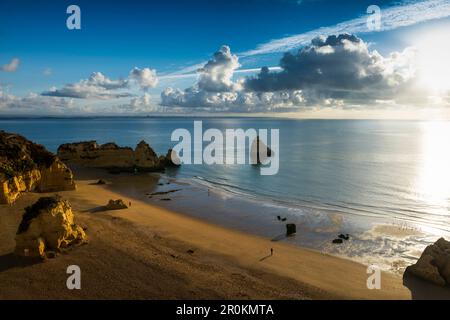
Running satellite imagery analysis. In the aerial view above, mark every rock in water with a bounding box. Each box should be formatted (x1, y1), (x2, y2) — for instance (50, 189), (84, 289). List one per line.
(286, 223), (296, 236)
(250, 136), (273, 165)
(57, 140), (179, 172)
(105, 199), (128, 210)
(338, 234), (350, 240)
(404, 237), (450, 286)
(0, 131), (76, 204)
(160, 149), (181, 167)
(95, 179), (106, 185)
(15, 196), (86, 258)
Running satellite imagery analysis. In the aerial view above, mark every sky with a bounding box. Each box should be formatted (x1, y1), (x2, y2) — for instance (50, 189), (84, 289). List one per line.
(1, 0), (450, 117)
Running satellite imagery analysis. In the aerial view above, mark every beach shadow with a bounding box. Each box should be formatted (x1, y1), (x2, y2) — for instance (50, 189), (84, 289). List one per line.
(259, 254), (273, 262)
(83, 206), (108, 213)
(0, 253), (41, 272)
(271, 234), (286, 242)
(403, 273), (450, 300)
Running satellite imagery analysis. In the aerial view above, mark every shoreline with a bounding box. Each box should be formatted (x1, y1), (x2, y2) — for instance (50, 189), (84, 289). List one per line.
(0, 167), (418, 299)
(109, 170), (434, 275)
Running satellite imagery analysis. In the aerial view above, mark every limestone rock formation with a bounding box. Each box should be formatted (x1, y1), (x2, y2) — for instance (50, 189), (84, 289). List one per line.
(0, 131), (76, 204)
(15, 196), (86, 258)
(105, 199), (128, 210)
(57, 140), (178, 172)
(160, 149), (181, 167)
(404, 238), (450, 286)
(250, 136), (273, 165)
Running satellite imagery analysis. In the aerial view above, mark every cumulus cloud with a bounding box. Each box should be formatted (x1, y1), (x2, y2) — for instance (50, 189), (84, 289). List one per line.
(129, 67), (158, 90)
(127, 93), (159, 112)
(197, 45), (241, 92)
(1, 58), (20, 72)
(160, 45), (241, 109)
(161, 45), (306, 111)
(245, 34), (416, 103)
(161, 86), (304, 112)
(0, 88), (77, 114)
(161, 35), (417, 111)
(41, 72), (131, 99)
(0, 86), (163, 115)
(42, 68), (159, 99)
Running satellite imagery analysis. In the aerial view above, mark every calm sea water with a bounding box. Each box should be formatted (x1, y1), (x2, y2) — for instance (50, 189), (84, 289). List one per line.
(2, 117), (450, 269)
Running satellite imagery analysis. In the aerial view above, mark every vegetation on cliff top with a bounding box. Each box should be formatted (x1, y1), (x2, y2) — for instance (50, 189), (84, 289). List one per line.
(0, 130), (56, 179)
(17, 195), (62, 234)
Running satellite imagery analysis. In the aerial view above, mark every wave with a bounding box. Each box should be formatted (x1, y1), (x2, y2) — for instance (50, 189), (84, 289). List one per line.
(177, 174), (450, 236)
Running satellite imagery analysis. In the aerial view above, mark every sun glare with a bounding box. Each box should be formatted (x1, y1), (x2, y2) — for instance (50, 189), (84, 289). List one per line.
(415, 121), (450, 209)
(416, 29), (450, 94)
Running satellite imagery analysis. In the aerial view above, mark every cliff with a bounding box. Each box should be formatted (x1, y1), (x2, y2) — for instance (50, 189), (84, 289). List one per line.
(57, 140), (178, 171)
(0, 131), (76, 204)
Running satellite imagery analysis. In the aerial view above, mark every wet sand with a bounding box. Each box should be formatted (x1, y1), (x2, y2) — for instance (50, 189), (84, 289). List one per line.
(0, 168), (415, 299)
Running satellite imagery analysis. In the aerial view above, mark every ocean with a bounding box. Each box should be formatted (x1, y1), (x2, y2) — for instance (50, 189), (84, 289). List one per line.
(2, 117), (449, 271)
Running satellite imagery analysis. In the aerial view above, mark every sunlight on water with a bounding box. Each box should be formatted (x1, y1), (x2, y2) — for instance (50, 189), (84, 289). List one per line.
(415, 121), (450, 215)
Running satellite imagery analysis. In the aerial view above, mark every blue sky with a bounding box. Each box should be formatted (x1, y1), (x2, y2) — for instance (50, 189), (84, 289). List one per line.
(1, 0), (450, 116)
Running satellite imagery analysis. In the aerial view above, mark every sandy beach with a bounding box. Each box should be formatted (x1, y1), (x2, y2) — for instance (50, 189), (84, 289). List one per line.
(0, 168), (422, 299)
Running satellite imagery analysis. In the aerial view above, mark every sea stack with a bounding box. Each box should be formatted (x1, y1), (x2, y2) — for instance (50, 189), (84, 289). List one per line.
(0, 131), (76, 204)
(250, 136), (273, 165)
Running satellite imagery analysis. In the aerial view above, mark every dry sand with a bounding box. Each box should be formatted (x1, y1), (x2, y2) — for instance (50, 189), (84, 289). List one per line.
(0, 169), (415, 299)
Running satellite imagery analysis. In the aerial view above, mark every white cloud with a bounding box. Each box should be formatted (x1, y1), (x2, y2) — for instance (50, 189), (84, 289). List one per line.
(161, 35), (425, 112)
(42, 68), (159, 99)
(0, 89), (77, 114)
(129, 67), (158, 90)
(161, 46), (306, 111)
(1, 86), (164, 115)
(197, 45), (241, 92)
(1, 58), (20, 72)
(161, 86), (305, 112)
(41, 72), (131, 99)
(245, 34), (417, 103)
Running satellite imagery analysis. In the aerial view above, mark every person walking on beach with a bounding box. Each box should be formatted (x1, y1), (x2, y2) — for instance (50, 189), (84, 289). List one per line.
(270, 248), (273, 256)
(129, 201), (131, 207)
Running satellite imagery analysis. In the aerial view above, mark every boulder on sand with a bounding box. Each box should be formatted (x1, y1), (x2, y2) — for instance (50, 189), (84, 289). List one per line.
(15, 196), (86, 259)
(105, 199), (128, 210)
(404, 237), (450, 287)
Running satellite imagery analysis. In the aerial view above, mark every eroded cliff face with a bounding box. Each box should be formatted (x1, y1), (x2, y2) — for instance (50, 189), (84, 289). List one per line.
(0, 131), (76, 204)
(57, 140), (177, 171)
(15, 196), (86, 258)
